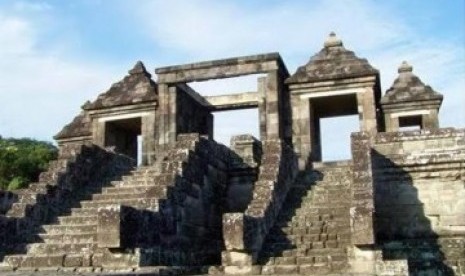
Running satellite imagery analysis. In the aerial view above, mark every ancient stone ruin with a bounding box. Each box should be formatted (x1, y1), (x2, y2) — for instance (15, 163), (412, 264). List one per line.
(0, 33), (464, 275)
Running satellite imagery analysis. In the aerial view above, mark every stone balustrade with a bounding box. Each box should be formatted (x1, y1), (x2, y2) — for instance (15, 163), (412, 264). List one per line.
(221, 139), (298, 271)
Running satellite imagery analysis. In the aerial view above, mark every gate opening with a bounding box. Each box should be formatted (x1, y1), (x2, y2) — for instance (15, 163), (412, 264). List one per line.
(104, 117), (142, 162)
(320, 115), (359, 161)
(213, 109), (259, 146)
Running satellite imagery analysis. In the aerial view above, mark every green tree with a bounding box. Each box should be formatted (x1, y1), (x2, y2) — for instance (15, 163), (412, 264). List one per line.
(0, 137), (58, 190)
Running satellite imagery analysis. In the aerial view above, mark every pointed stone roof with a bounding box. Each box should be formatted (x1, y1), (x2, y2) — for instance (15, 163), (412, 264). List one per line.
(381, 61), (443, 105)
(84, 61), (158, 110)
(286, 32), (378, 84)
(54, 112), (91, 140)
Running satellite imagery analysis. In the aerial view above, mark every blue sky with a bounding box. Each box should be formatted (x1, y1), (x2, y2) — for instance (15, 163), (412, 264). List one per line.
(0, 0), (464, 159)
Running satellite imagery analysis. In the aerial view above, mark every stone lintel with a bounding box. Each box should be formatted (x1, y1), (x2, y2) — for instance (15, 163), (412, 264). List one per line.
(375, 127), (465, 144)
(87, 102), (157, 117)
(205, 92), (259, 111)
(381, 99), (442, 113)
(56, 135), (93, 146)
(289, 75), (377, 95)
(156, 53), (288, 83)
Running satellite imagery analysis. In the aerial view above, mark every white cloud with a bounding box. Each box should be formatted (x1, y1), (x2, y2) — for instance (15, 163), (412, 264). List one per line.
(130, 0), (407, 62)
(0, 9), (119, 141)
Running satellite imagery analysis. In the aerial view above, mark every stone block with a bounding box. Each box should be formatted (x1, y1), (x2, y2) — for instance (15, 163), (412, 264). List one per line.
(223, 265), (261, 275)
(222, 213), (245, 251)
(274, 264), (298, 274)
(299, 264), (331, 274)
(97, 205), (123, 248)
(221, 251), (253, 267)
(63, 254), (82, 267)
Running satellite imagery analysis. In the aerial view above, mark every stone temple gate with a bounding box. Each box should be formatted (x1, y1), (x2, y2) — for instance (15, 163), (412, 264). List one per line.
(0, 33), (463, 276)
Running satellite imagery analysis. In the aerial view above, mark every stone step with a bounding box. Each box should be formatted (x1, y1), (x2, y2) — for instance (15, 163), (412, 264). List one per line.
(26, 183), (52, 194)
(277, 212), (350, 223)
(257, 261), (347, 274)
(41, 224), (97, 235)
(270, 223), (350, 235)
(266, 233), (351, 244)
(115, 174), (176, 188)
(79, 198), (158, 209)
(92, 191), (155, 201)
(260, 253), (348, 267)
(260, 246), (347, 258)
(94, 189), (168, 201)
(37, 232), (96, 244)
(263, 237), (350, 250)
(273, 221), (352, 233)
(27, 242), (97, 255)
(4, 253), (94, 268)
(293, 210), (350, 219)
(5, 254), (66, 268)
(310, 184), (351, 191)
(70, 202), (154, 216)
(299, 197), (351, 206)
(306, 176), (352, 184)
(130, 167), (159, 175)
(102, 186), (153, 195)
(58, 215), (97, 225)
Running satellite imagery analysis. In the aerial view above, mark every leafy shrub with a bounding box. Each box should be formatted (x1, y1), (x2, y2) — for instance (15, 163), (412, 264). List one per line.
(0, 136), (58, 190)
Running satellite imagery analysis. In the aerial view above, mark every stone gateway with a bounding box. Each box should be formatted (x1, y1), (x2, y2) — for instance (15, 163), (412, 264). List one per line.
(0, 33), (463, 276)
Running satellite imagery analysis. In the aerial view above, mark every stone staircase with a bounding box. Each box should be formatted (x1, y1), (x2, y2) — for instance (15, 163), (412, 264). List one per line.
(3, 165), (162, 269)
(0, 144), (135, 264)
(1, 134), (231, 273)
(255, 161), (352, 275)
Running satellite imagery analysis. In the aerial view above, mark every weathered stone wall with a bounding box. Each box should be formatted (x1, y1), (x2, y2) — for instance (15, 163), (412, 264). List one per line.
(227, 135), (262, 212)
(372, 128), (465, 274)
(129, 134), (232, 266)
(221, 139), (298, 273)
(0, 144), (134, 256)
(176, 86), (213, 139)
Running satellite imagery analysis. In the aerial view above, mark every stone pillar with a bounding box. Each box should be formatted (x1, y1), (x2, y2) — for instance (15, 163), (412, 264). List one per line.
(348, 132), (378, 274)
(422, 109), (439, 130)
(92, 119), (106, 147)
(357, 88), (378, 135)
(311, 106), (322, 161)
(156, 83), (177, 152)
(156, 83), (169, 150)
(384, 113), (398, 132)
(292, 95), (311, 169)
(258, 77), (267, 140)
(141, 113), (156, 166)
(168, 86), (178, 143)
(350, 132), (375, 245)
(265, 71), (280, 140)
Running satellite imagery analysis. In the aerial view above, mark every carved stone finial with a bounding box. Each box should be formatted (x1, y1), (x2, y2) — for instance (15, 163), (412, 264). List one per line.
(129, 61), (147, 75)
(398, 61), (413, 73)
(81, 100), (91, 109)
(324, 32), (343, 48)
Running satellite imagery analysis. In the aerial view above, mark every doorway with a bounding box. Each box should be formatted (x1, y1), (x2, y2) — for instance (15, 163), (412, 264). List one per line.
(104, 117), (142, 162)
